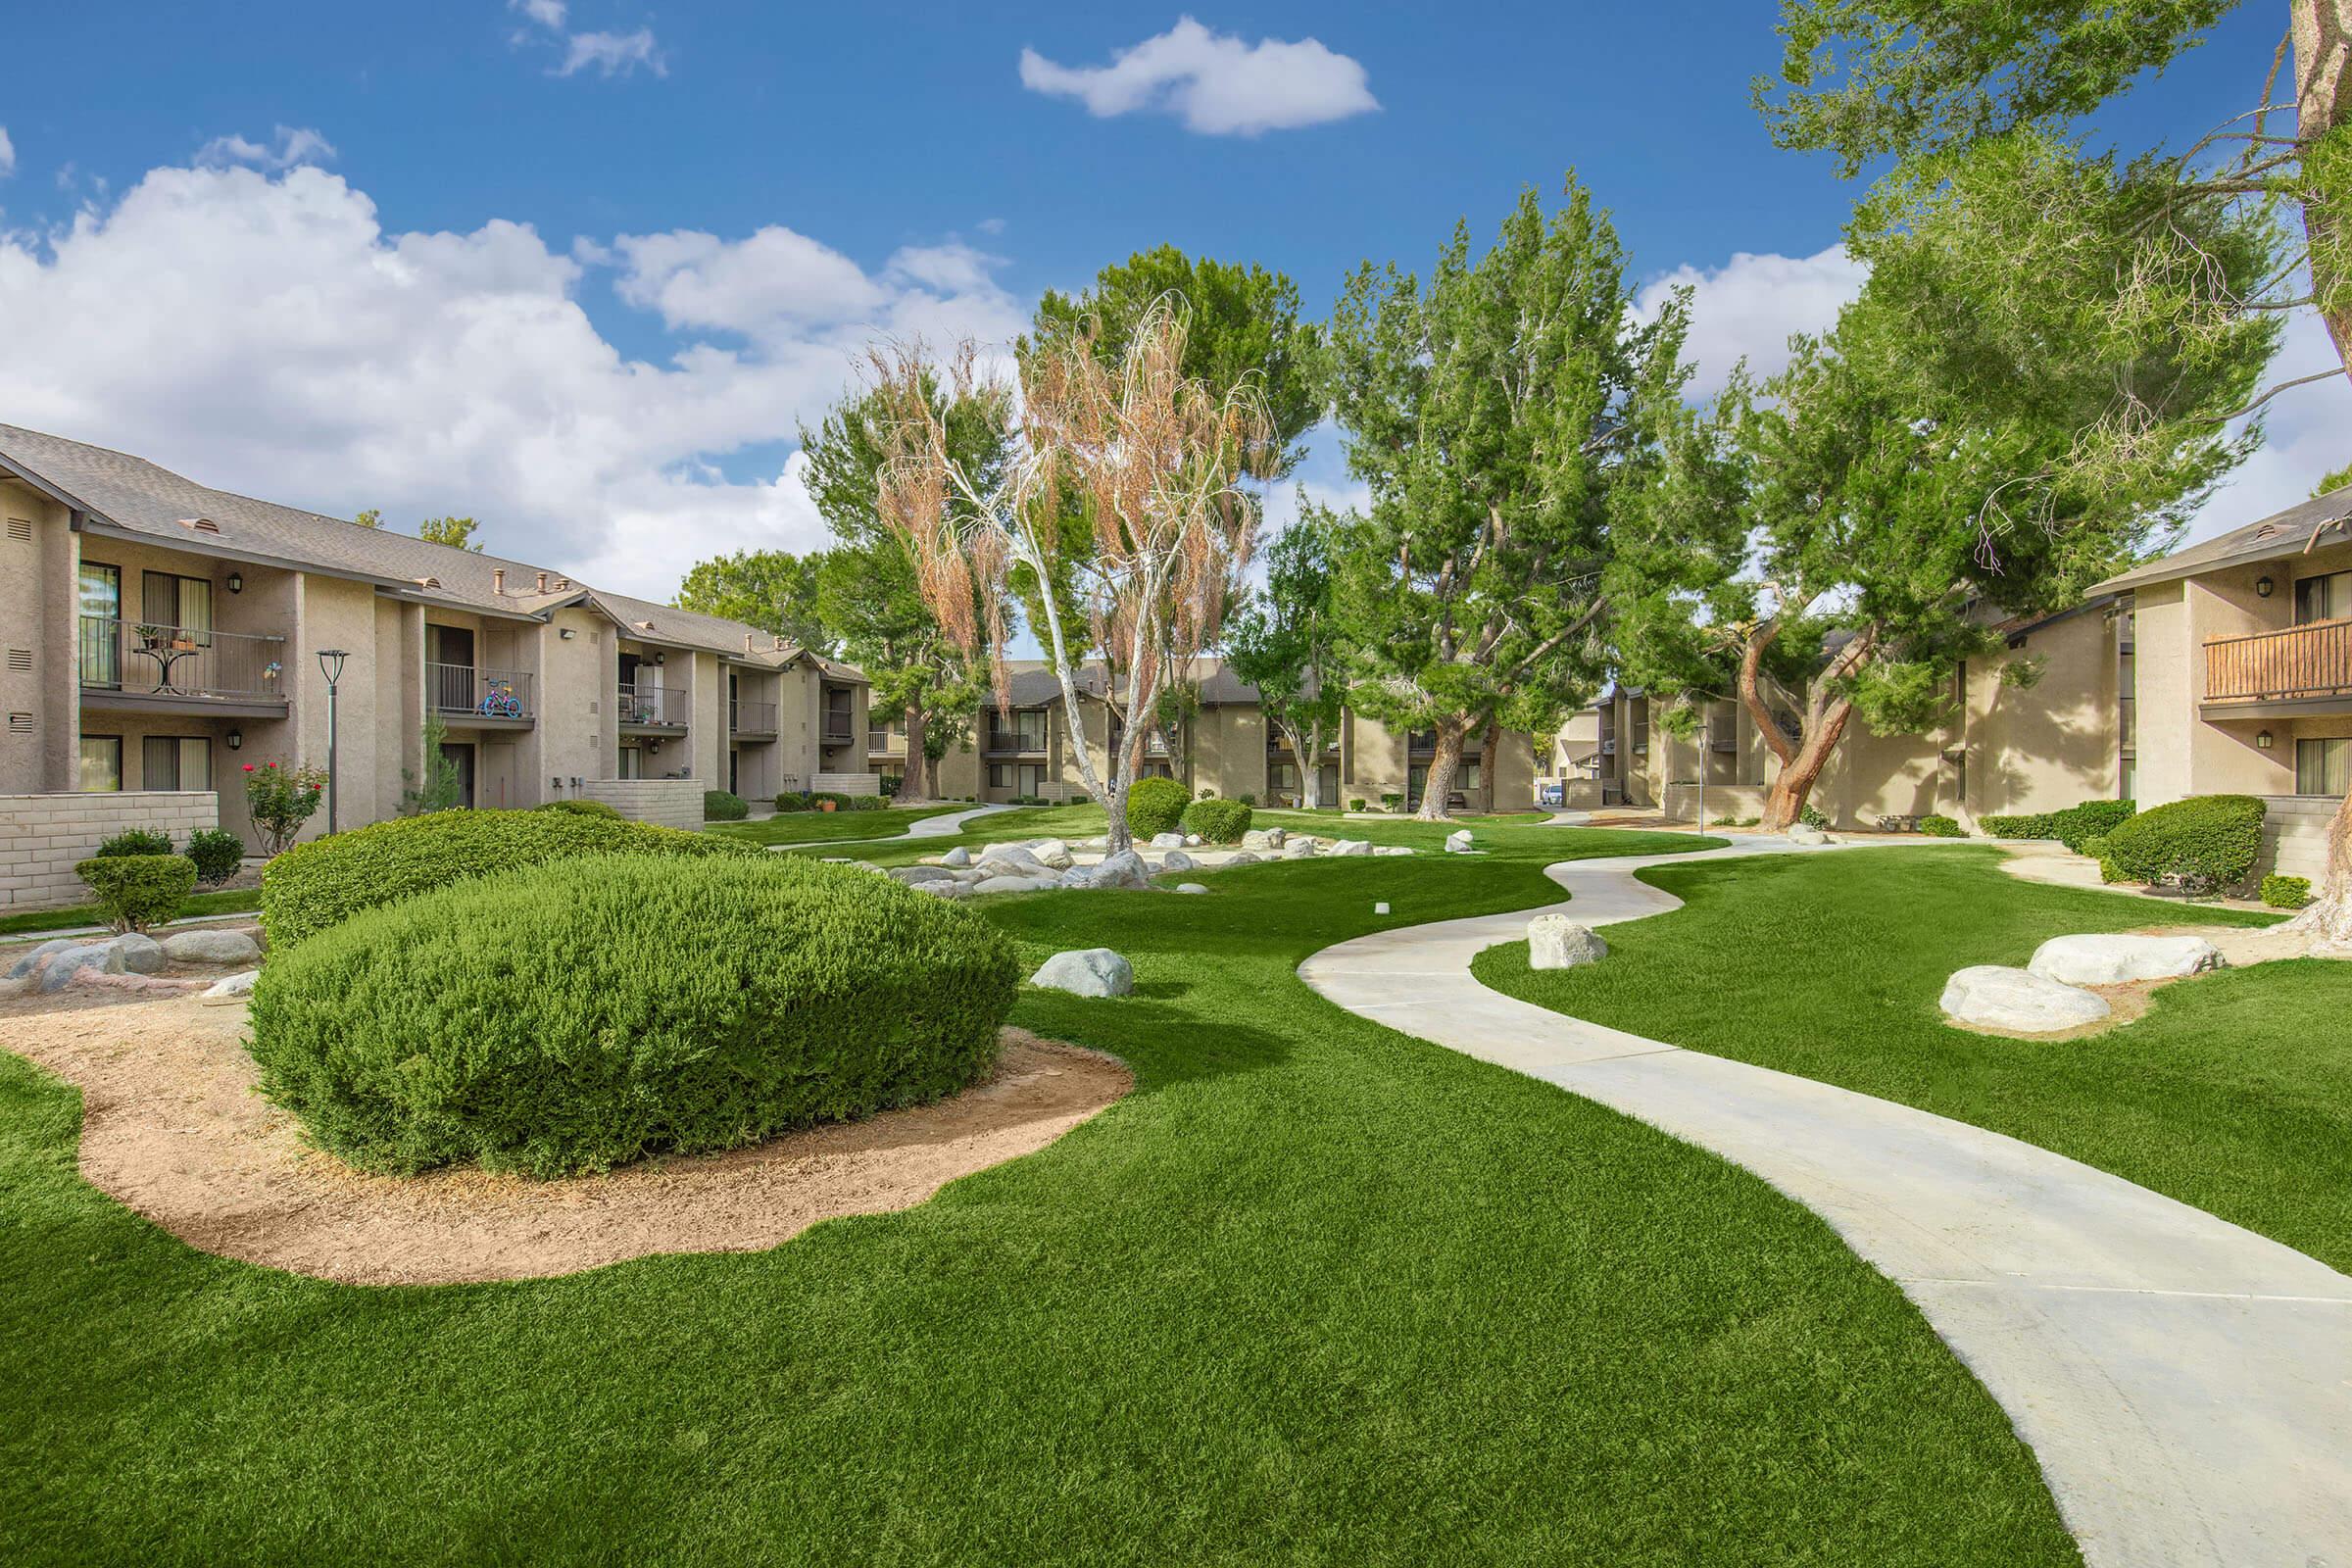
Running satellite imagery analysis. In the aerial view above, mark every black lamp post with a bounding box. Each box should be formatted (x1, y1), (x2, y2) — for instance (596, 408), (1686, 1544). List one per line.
(318, 648), (349, 833)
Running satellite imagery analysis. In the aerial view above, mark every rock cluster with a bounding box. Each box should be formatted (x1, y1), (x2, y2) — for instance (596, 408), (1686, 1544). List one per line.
(885, 832), (1414, 899)
(4, 924), (264, 995)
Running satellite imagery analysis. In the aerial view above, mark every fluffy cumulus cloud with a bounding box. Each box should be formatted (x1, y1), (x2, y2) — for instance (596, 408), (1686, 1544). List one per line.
(1019, 18), (1377, 135)
(0, 156), (1028, 597)
(508, 0), (664, 78)
(0, 126), (15, 179)
(1635, 243), (1868, 398)
(194, 124), (337, 172)
(2182, 307), (2352, 544)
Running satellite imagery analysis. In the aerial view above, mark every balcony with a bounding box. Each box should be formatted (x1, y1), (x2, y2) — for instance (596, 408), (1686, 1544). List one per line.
(987, 724), (1048, 756)
(2205, 619), (2352, 708)
(618, 681), (687, 729)
(730, 699), (778, 737)
(77, 615), (288, 714)
(867, 727), (897, 754)
(822, 712), (856, 747)
(429, 662), (534, 723)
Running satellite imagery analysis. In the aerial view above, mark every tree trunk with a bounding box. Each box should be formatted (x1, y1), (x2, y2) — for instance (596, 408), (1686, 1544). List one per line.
(1478, 716), (1500, 813)
(1759, 698), (1856, 831)
(2290, 0), (2352, 940)
(897, 700), (931, 806)
(924, 747), (943, 800)
(1416, 718), (1466, 821)
(1281, 719), (1319, 808)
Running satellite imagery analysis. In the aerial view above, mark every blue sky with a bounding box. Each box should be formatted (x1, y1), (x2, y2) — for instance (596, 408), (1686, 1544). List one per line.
(0, 3), (2337, 600)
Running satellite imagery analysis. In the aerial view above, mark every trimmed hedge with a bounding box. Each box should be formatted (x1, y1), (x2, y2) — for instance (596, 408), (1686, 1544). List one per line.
(2097, 795), (2265, 894)
(185, 828), (246, 886)
(704, 789), (750, 821)
(1181, 798), (1252, 844)
(1125, 776), (1190, 839)
(75, 854), (196, 933)
(1917, 814), (1963, 838)
(96, 828), (173, 858)
(1980, 799), (2136, 854)
(2261, 873), (2313, 910)
(535, 799), (622, 819)
(247, 854), (1019, 1177)
(262, 808), (757, 950)
(774, 792), (813, 812)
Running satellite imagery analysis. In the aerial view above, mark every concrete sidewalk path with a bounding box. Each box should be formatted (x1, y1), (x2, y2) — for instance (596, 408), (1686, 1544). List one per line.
(1299, 836), (2352, 1568)
(760, 802), (1013, 852)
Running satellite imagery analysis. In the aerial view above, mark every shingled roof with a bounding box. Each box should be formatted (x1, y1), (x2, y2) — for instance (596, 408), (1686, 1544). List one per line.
(0, 420), (858, 675)
(2092, 483), (2352, 595)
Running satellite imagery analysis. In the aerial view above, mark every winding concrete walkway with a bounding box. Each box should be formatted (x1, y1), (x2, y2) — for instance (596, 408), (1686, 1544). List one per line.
(760, 803), (1012, 852)
(1299, 836), (2352, 1567)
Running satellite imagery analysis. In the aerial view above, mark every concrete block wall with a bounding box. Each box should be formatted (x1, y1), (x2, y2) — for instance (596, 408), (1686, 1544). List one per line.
(0, 790), (220, 908)
(2259, 795), (2335, 882)
(570, 777), (706, 830)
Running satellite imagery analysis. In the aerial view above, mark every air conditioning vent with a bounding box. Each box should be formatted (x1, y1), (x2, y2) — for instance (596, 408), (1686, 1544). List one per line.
(7, 712), (32, 735)
(4, 517), (31, 543)
(5, 648), (31, 672)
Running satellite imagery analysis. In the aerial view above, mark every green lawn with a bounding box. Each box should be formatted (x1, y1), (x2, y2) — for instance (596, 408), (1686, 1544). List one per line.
(1475, 846), (2352, 1272)
(0, 887), (261, 940)
(708, 804), (972, 845)
(0, 817), (2078, 1564)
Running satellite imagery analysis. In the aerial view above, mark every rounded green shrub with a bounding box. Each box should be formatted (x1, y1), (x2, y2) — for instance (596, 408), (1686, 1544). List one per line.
(2097, 795), (2265, 894)
(262, 807), (758, 950)
(75, 854), (196, 932)
(851, 794), (886, 811)
(96, 827), (173, 858)
(184, 828), (246, 886)
(1916, 814), (1963, 838)
(535, 799), (623, 819)
(1979, 799), (2135, 852)
(247, 855), (1019, 1177)
(1125, 776), (1189, 838)
(773, 791), (813, 812)
(704, 789), (750, 821)
(1181, 798), (1252, 843)
(2261, 873), (2313, 910)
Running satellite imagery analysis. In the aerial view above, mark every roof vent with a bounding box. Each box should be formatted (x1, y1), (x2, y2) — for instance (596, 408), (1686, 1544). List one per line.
(4, 517), (30, 543)
(176, 516), (220, 535)
(772, 636), (787, 651)
(556, 577), (572, 590)
(492, 568), (506, 595)
(414, 576), (441, 590)
(634, 619), (657, 632)
(7, 712), (33, 735)
(536, 571), (549, 594)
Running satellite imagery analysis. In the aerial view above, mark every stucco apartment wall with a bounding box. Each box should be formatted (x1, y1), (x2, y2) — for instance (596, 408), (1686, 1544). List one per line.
(534, 609), (611, 787)
(292, 573), (390, 840)
(0, 482), (77, 793)
(1968, 610), (2126, 816)
(1193, 706), (1269, 799)
(0, 789), (218, 908)
(690, 652), (722, 783)
(1343, 711), (1408, 802)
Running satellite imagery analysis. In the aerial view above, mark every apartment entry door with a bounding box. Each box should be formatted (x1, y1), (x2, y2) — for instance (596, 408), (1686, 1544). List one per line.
(440, 741), (476, 808)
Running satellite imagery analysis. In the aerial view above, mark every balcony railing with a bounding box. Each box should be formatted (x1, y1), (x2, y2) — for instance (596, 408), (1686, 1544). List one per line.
(730, 699), (778, 734)
(868, 727), (896, 753)
(987, 727), (1048, 754)
(77, 615), (287, 703)
(429, 662), (533, 719)
(822, 712), (855, 746)
(2205, 618), (2352, 704)
(618, 681), (686, 726)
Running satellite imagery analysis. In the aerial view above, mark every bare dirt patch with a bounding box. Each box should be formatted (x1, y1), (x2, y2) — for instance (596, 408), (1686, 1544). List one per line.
(1, 995), (1130, 1286)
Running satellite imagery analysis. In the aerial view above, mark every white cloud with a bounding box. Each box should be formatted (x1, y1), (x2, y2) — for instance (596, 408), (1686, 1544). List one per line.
(513, 0), (566, 26)
(0, 127), (15, 179)
(1019, 17), (1376, 135)
(1636, 244), (1868, 399)
(2181, 307), (2352, 543)
(194, 125), (337, 172)
(0, 156), (1032, 599)
(613, 225), (886, 335)
(508, 1), (664, 79)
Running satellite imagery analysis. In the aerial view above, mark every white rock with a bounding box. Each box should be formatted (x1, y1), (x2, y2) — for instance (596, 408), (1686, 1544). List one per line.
(1787, 824), (1830, 847)
(911, 879), (970, 899)
(1242, 827), (1287, 851)
(1028, 839), (1075, 870)
(202, 969), (261, 1002)
(1080, 850), (1152, 891)
(2028, 933), (2226, 988)
(977, 845), (1052, 878)
(1149, 832), (1187, 850)
(972, 874), (1058, 895)
(1373, 846), (1414, 858)
(161, 928), (262, 965)
(1183, 833), (1202, 847)
(1284, 840), (1319, 859)
(1528, 914), (1608, 970)
(1175, 883), (1209, 895)
(941, 846), (972, 867)
(1328, 839), (1372, 858)
(1444, 830), (1474, 854)
(1224, 852), (1261, 866)
(1939, 965), (2111, 1033)
(889, 864), (960, 884)
(1161, 849), (1196, 871)
(1029, 948), (1134, 998)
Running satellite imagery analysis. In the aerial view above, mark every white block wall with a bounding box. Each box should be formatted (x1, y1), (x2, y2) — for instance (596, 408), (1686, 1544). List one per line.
(2259, 796), (2335, 882)
(812, 770), (882, 796)
(0, 790), (220, 908)
(571, 778), (706, 831)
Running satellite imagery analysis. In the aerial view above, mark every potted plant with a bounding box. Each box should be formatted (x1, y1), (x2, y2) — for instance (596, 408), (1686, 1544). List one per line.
(133, 622), (170, 650)
(818, 798), (837, 812)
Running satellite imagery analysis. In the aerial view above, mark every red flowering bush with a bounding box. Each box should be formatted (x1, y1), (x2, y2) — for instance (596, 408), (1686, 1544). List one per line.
(246, 760), (330, 855)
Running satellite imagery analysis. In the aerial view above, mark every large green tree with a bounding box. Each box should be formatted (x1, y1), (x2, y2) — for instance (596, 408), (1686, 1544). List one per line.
(1224, 504), (1346, 808)
(1326, 174), (1692, 819)
(416, 515), (483, 553)
(804, 380), (1007, 805)
(673, 549), (831, 654)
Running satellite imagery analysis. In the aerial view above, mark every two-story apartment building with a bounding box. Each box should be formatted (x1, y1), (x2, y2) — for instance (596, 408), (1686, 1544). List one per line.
(0, 422), (868, 906)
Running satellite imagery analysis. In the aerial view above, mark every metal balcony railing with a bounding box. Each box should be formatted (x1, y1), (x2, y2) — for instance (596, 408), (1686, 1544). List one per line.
(429, 662), (533, 718)
(618, 681), (686, 725)
(867, 727), (896, 753)
(731, 699), (778, 733)
(822, 712), (856, 745)
(78, 615), (287, 702)
(2205, 618), (2352, 703)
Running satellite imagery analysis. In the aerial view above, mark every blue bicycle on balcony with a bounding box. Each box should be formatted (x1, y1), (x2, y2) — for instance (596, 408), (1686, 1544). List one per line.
(477, 677), (523, 718)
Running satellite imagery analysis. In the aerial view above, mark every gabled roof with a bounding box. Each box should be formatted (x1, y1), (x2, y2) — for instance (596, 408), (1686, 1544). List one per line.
(2092, 484), (2352, 595)
(0, 420), (861, 678)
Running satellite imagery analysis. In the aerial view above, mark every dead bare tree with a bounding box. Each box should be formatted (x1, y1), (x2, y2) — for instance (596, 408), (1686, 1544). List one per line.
(870, 299), (1276, 854)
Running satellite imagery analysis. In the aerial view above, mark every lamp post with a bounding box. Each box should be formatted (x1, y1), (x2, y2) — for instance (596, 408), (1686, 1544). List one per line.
(318, 648), (349, 833)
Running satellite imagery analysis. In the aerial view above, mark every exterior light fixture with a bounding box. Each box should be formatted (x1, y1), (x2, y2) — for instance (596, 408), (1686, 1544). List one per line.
(226, 570), (243, 594)
(318, 649), (350, 832)
(559, 627), (577, 640)
(226, 727), (243, 751)
(2257, 729), (2275, 750)
(2256, 575), (2276, 598)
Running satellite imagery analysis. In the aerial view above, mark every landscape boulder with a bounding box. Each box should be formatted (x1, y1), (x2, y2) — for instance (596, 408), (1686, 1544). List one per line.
(161, 927), (263, 965)
(910, 879), (971, 899)
(1028, 839), (1076, 870)
(108, 933), (169, 974)
(202, 969), (261, 1003)
(977, 844), (1052, 878)
(1374, 846), (1414, 858)
(972, 873), (1059, 896)
(1284, 839), (1319, 859)
(7, 938), (84, 981)
(1161, 849), (1196, 871)
(2027, 933), (2226, 988)
(941, 846), (972, 867)
(1787, 824), (1831, 847)
(1081, 850), (1153, 891)
(36, 943), (123, 994)
(1444, 830), (1474, 854)
(1528, 914), (1608, 970)
(889, 864), (961, 885)
(1149, 832), (1187, 850)
(1175, 883), (1209, 895)
(1224, 851), (1261, 866)
(1938, 965), (2111, 1033)
(1242, 827), (1287, 851)
(1029, 948), (1135, 998)
(1328, 839), (1373, 858)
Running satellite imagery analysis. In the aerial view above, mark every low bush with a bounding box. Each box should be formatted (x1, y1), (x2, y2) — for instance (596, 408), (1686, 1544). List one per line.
(851, 795), (887, 811)
(1125, 776), (1190, 838)
(2079, 834), (2111, 863)
(879, 774), (902, 799)
(95, 828), (174, 858)
(1350, 798), (1369, 812)
(248, 854), (1020, 1178)
(1379, 793), (1403, 811)
(2097, 795), (2265, 894)
(1917, 814), (1963, 838)
(1238, 793), (1256, 807)
(1713, 814), (1761, 827)
(812, 792), (854, 811)
(1181, 798), (1253, 844)
(704, 789), (750, 821)
(1197, 786), (1217, 800)
(1979, 799), (2136, 853)
(1797, 805), (1830, 830)
(774, 792), (813, 812)
(535, 799), (622, 819)
(2261, 873), (2313, 910)
(184, 828), (247, 886)
(74, 854), (196, 933)
(262, 807), (757, 950)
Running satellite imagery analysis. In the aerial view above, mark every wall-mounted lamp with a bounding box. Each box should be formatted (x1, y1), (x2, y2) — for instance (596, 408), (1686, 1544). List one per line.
(2256, 575), (2276, 598)
(646, 738), (663, 755)
(225, 570), (243, 594)
(225, 727), (243, 751)
(559, 627), (577, 640)
(2257, 729), (2275, 750)
(653, 651), (666, 665)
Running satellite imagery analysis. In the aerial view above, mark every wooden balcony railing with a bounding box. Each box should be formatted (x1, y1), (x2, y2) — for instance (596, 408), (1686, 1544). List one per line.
(2205, 618), (2352, 704)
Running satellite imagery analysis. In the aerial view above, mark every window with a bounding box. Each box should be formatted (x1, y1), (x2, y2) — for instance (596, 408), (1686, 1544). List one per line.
(988, 710), (1047, 751)
(141, 569), (215, 641)
(2293, 571), (2351, 624)
(618, 746), (641, 779)
(1268, 760), (1298, 800)
(2299, 737), (2350, 797)
(988, 761), (1012, 789)
(77, 563), (122, 687)
(141, 736), (213, 791)
(78, 735), (122, 792)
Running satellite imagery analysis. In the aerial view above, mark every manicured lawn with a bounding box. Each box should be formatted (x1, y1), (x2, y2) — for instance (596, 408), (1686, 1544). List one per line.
(708, 805), (971, 845)
(1475, 846), (2352, 1272)
(0, 887), (261, 940)
(0, 819), (2078, 1564)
